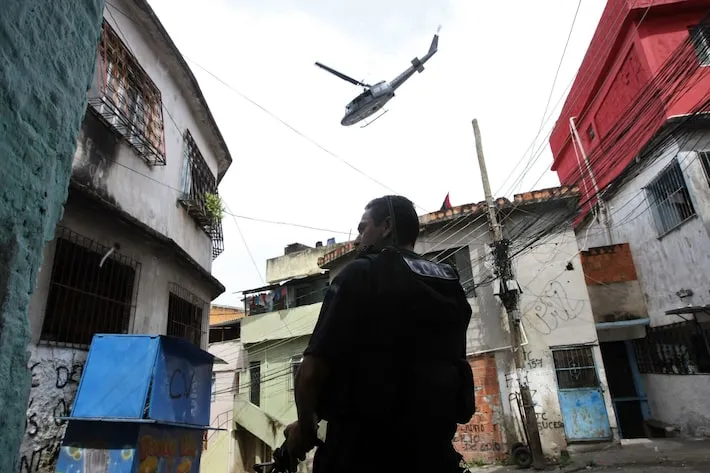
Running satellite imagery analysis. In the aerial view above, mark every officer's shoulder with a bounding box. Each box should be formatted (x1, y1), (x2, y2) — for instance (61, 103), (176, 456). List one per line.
(402, 253), (459, 281)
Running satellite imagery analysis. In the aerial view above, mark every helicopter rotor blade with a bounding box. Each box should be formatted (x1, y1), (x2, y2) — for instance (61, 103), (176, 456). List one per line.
(315, 62), (371, 88)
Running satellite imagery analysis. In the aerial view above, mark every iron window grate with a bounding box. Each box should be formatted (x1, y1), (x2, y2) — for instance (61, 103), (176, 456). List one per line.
(89, 20), (166, 166)
(167, 282), (206, 347)
(633, 321), (710, 375)
(178, 130), (223, 259)
(41, 227), (140, 348)
(552, 346), (599, 390)
(645, 158), (696, 236)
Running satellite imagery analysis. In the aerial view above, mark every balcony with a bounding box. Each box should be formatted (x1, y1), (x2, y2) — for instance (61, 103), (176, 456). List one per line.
(241, 304), (321, 345)
(178, 130), (224, 259)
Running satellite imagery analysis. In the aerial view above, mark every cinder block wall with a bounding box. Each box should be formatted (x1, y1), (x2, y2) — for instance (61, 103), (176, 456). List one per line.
(0, 1), (105, 470)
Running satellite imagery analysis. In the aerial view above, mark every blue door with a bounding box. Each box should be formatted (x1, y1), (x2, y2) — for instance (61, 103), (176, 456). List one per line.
(552, 346), (612, 442)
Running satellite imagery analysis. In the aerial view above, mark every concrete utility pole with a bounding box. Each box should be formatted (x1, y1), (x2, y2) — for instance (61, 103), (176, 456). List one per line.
(471, 119), (545, 470)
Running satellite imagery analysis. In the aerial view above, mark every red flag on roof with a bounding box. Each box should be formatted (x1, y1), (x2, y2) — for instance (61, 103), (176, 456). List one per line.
(440, 193), (452, 211)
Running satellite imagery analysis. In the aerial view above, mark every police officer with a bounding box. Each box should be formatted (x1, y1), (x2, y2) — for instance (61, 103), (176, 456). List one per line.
(285, 195), (474, 473)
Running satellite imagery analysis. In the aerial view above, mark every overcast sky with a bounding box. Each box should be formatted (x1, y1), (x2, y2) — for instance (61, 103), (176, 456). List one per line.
(145, 0), (607, 307)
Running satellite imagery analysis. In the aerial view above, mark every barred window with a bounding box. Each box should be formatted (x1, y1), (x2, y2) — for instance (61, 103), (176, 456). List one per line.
(698, 150), (710, 186)
(178, 130), (224, 259)
(41, 227), (140, 347)
(167, 283), (206, 347)
(633, 321), (710, 375)
(89, 20), (166, 166)
(690, 25), (710, 67)
(646, 159), (696, 236)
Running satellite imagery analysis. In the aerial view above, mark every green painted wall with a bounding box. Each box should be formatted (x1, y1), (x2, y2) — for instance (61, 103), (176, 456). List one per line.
(244, 336), (310, 424)
(0, 1), (105, 470)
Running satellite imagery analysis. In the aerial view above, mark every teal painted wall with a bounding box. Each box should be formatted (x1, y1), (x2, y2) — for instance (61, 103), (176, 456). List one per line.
(0, 1), (105, 470)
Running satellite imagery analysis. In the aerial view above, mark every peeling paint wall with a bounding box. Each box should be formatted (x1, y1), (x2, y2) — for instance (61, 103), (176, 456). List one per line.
(576, 130), (710, 323)
(73, 0), (228, 272)
(0, 0), (105, 470)
(418, 203), (616, 459)
(18, 346), (87, 473)
(576, 126), (710, 436)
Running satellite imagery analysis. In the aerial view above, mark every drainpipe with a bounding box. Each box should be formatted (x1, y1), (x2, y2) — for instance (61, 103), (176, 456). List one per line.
(569, 117), (613, 246)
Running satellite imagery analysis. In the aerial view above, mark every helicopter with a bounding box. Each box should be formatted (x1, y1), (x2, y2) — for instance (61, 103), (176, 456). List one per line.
(315, 27), (440, 127)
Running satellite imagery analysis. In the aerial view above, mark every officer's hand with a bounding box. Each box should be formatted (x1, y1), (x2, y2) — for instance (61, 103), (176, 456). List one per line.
(284, 421), (317, 470)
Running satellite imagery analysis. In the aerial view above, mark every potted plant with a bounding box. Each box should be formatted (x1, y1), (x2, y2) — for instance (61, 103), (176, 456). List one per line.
(204, 192), (225, 225)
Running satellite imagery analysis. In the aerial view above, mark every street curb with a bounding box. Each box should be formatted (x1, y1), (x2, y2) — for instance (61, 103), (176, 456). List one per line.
(559, 459), (710, 472)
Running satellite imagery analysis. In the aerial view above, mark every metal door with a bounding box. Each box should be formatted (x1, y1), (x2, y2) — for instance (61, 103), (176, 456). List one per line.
(552, 346), (612, 442)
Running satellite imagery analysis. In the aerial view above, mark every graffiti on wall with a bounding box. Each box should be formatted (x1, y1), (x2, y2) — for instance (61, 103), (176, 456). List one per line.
(521, 280), (585, 335)
(18, 346), (86, 473)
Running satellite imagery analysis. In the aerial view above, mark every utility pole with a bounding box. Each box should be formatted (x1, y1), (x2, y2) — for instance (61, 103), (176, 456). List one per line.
(472, 119), (545, 470)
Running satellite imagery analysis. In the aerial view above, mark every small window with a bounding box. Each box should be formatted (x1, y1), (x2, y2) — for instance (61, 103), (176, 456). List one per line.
(290, 356), (303, 392)
(552, 346), (600, 389)
(698, 150), (710, 185)
(587, 125), (595, 141)
(690, 25), (710, 66)
(41, 227), (140, 347)
(249, 361), (261, 406)
(167, 283), (206, 347)
(646, 159), (696, 236)
(211, 373), (217, 402)
(423, 246), (476, 297)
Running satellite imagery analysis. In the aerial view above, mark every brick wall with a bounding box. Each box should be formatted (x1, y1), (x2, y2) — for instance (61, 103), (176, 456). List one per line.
(0, 1), (105, 470)
(453, 354), (506, 464)
(580, 243), (638, 285)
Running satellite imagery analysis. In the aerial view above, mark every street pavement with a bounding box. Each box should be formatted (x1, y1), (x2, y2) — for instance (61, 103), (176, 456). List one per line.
(470, 438), (710, 473)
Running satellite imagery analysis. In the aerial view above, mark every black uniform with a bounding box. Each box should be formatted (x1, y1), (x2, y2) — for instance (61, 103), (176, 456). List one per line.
(303, 246), (474, 473)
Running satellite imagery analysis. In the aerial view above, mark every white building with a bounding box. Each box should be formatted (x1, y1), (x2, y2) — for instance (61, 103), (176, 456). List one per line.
(576, 118), (710, 439)
(319, 186), (616, 464)
(19, 1), (233, 472)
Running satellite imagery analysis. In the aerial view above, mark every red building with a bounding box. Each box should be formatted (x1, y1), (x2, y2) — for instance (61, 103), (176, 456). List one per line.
(549, 0), (710, 219)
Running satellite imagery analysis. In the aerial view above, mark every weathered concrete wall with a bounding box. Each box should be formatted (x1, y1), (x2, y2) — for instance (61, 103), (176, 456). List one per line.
(266, 246), (332, 284)
(72, 0), (229, 272)
(642, 374), (710, 437)
(26, 195), (214, 346)
(18, 346), (87, 473)
(576, 131), (710, 324)
(0, 1), (105, 471)
(417, 205), (616, 458)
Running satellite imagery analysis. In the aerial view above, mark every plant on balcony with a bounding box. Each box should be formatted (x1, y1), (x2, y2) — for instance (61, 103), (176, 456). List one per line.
(204, 192), (225, 225)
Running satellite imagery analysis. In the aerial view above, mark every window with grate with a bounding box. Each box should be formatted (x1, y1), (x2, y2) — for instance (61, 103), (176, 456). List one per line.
(178, 130), (224, 259)
(552, 346), (600, 390)
(249, 361), (261, 406)
(89, 20), (166, 166)
(632, 321), (710, 375)
(646, 158), (696, 236)
(690, 25), (710, 67)
(423, 246), (476, 296)
(698, 150), (710, 186)
(41, 227), (140, 347)
(167, 283), (206, 347)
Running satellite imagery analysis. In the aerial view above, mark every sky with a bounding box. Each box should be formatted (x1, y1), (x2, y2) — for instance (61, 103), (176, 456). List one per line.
(145, 0), (608, 307)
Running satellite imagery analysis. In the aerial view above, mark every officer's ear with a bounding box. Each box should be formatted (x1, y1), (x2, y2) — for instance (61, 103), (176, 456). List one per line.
(382, 216), (393, 238)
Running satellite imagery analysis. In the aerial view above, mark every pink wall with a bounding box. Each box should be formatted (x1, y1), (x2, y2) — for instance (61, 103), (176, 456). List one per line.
(549, 0), (710, 221)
